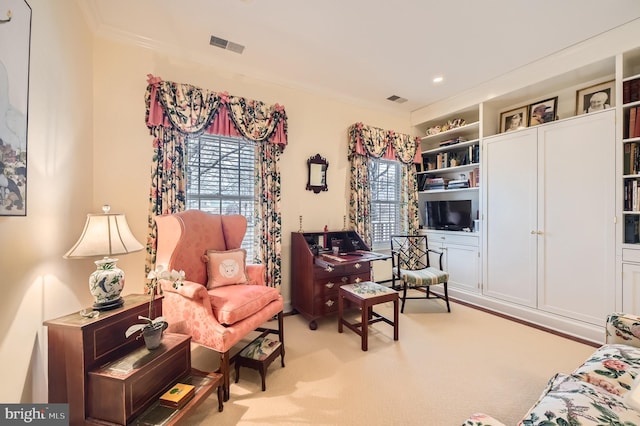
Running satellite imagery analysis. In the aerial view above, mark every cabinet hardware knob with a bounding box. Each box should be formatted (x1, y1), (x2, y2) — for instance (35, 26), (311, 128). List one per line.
(355, 278), (362, 283)
(530, 230), (536, 234)
(325, 299), (334, 307)
(341, 276), (348, 283)
(325, 282), (334, 288)
(355, 263), (361, 269)
(325, 266), (334, 272)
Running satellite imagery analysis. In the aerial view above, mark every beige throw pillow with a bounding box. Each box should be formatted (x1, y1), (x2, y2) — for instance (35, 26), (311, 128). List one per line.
(204, 248), (249, 288)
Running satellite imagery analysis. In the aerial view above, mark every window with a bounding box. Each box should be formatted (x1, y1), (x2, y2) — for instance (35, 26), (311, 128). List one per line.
(369, 158), (401, 248)
(186, 134), (256, 259)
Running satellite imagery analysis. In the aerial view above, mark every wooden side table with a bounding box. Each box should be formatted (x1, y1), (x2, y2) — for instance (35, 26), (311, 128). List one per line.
(338, 281), (399, 351)
(44, 294), (160, 425)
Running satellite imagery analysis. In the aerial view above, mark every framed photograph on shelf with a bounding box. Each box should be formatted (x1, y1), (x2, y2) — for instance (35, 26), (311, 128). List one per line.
(500, 106), (528, 133)
(528, 96), (558, 126)
(576, 80), (615, 115)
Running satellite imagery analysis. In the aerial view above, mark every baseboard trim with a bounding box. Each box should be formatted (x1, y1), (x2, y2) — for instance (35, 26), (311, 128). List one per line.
(451, 297), (600, 348)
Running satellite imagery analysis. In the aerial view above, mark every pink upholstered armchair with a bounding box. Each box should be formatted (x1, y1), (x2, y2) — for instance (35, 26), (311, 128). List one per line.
(155, 210), (284, 401)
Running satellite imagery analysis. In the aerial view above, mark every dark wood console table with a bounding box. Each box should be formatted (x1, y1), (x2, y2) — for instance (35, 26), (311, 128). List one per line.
(290, 230), (390, 330)
(44, 294), (223, 425)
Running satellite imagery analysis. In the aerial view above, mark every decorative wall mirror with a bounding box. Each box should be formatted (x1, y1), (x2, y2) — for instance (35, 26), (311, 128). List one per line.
(306, 153), (328, 194)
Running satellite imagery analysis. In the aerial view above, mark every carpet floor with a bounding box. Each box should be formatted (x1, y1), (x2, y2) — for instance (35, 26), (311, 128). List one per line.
(185, 298), (597, 425)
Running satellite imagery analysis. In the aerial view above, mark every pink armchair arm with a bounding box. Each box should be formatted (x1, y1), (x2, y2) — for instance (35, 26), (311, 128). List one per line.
(160, 280), (230, 339)
(246, 264), (266, 285)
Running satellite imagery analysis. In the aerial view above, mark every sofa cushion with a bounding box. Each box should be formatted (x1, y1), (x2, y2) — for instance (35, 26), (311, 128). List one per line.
(204, 248), (249, 288)
(519, 373), (640, 426)
(572, 343), (640, 398)
(209, 284), (280, 325)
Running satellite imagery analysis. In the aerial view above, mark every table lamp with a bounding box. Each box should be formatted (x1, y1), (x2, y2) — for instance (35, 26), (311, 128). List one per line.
(64, 205), (144, 311)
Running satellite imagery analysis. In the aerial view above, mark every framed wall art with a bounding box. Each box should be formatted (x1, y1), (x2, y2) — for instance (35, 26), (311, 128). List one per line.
(500, 106), (528, 133)
(577, 80), (615, 115)
(0, 0), (31, 216)
(528, 96), (558, 126)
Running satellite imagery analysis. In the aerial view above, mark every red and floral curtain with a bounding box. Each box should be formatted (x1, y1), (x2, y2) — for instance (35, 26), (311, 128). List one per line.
(144, 75), (288, 288)
(348, 122), (421, 246)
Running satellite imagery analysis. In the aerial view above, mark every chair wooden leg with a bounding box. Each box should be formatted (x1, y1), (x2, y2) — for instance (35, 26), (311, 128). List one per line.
(401, 281), (408, 313)
(443, 282), (451, 312)
(220, 351), (230, 401)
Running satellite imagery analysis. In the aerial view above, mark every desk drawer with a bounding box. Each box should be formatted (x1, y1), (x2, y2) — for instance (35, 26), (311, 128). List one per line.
(313, 272), (371, 297)
(428, 233), (479, 247)
(313, 262), (370, 278)
(623, 248), (640, 263)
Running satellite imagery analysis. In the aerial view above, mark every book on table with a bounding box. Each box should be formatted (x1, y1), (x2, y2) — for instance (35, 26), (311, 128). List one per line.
(159, 383), (195, 409)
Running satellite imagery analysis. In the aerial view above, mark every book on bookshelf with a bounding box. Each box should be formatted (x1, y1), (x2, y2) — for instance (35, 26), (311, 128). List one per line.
(159, 383), (195, 409)
(624, 78), (640, 104)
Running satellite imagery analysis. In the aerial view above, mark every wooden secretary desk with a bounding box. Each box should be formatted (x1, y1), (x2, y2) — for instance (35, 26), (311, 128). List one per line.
(290, 230), (389, 330)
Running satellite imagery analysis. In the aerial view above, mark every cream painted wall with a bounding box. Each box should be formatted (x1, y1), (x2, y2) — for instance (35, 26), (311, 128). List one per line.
(3, 3), (637, 406)
(92, 38), (411, 310)
(0, 0), (94, 403)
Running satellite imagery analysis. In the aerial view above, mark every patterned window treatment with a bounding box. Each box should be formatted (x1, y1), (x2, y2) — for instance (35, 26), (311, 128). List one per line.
(348, 122), (421, 246)
(144, 75), (288, 288)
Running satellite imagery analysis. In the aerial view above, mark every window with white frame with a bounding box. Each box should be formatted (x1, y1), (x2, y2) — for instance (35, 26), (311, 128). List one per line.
(186, 134), (256, 259)
(369, 158), (401, 249)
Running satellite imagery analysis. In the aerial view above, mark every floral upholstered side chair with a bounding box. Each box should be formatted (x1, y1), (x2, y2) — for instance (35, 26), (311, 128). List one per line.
(390, 234), (450, 313)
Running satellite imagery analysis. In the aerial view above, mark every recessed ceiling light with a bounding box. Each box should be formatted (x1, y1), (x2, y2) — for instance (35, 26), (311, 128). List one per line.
(433, 76), (444, 83)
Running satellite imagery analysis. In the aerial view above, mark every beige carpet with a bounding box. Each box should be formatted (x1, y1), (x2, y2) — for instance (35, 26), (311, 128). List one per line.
(185, 298), (597, 425)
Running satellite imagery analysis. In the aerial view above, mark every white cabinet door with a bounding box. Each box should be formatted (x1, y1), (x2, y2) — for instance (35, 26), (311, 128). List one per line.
(426, 231), (480, 293)
(446, 243), (480, 292)
(536, 111), (615, 325)
(483, 129), (538, 307)
(623, 262), (640, 314)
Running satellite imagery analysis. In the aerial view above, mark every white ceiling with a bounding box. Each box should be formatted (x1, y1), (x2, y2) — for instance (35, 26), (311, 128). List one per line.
(78, 0), (640, 113)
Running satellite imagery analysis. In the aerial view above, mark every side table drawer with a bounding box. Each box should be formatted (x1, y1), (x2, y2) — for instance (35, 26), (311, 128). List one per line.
(87, 333), (191, 425)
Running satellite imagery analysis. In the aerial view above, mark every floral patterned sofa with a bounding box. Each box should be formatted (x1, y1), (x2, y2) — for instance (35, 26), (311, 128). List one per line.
(463, 313), (640, 426)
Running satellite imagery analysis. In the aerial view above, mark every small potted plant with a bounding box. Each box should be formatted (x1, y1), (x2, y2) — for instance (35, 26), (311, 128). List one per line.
(125, 265), (185, 349)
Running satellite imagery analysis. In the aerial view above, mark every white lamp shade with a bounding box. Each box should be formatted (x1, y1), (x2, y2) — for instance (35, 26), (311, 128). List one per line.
(64, 212), (144, 258)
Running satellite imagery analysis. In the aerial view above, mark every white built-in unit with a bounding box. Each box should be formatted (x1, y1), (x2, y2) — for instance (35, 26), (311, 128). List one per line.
(423, 230), (480, 294)
(410, 23), (640, 343)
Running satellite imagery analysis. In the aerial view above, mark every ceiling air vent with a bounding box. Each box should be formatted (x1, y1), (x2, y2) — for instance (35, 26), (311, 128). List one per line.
(209, 35), (245, 54)
(386, 95), (408, 104)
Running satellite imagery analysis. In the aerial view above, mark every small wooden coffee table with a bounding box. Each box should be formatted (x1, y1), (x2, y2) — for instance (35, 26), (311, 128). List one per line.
(338, 281), (399, 351)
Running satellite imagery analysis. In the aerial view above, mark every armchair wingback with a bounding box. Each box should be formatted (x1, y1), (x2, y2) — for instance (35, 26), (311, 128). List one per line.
(155, 210), (284, 401)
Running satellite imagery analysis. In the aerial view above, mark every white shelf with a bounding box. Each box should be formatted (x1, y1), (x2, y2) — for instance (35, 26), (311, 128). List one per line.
(419, 187), (479, 194)
(420, 121), (480, 142)
(418, 163), (479, 175)
(623, 73), (640, 82)
(422, 139), (479, 155)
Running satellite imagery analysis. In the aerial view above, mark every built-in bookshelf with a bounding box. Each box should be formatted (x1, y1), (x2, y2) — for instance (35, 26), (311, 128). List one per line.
(622, 49), (640, 245)
(417, 120), (480, 193)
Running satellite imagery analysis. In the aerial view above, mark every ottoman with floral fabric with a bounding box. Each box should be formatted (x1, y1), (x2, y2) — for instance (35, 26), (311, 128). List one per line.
(462, 313), (640, 426)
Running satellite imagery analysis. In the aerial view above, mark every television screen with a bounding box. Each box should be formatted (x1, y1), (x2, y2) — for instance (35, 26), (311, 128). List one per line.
(425, 200), (472, 231)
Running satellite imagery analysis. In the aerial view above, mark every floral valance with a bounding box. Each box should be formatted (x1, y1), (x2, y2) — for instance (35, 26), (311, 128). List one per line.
(145, 74), (288, 146)
(348, 122), (420, 165)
